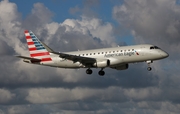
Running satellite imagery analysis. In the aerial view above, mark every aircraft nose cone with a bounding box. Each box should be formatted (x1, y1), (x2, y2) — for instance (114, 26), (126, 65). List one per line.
(161, 51), (169, 58)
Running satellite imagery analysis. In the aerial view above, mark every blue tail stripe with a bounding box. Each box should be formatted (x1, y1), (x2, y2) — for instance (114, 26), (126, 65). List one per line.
(29, 31), (46, 50)
(34, 42), (40, 44)
(35, 44), (43, 47)
(36, 47), (45, 50)
(32, 39), (38, 42)
(31, 36), (36, 38)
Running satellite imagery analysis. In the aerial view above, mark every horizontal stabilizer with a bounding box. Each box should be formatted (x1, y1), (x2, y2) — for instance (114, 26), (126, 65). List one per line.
(15, 55), (41, 62)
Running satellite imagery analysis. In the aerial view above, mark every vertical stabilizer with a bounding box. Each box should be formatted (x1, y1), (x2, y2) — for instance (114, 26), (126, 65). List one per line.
(24, 30), (52, 62)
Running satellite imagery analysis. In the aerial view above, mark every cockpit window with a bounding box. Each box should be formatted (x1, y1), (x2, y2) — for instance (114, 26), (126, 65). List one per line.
(154, 46), (160, 49)
(150, 46), (160, 49)
(150, 46), (154, 49)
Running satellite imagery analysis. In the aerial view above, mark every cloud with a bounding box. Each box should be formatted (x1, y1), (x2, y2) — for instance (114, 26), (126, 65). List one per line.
(0, 89), (15, 103)
(113, 0), (180, 51)
(0, 0), (179, 114)
(0, 0), (116, 89)
(111, 0), (180, 113)
(69, 0), (100, 19)
(22, 2), (54, 31)
(25, 87), (127, 104)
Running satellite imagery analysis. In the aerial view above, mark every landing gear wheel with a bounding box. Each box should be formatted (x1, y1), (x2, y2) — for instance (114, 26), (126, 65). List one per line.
(147, 67), (152, 71)
(86, 69), (92, 74)
(98, 70), (105, 76)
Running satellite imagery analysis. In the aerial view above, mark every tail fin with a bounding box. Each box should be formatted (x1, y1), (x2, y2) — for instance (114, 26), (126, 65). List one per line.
(24, 30), (52, 62)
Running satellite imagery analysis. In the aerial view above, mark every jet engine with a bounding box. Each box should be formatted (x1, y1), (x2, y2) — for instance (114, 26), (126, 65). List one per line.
(93, 59), (110, 68)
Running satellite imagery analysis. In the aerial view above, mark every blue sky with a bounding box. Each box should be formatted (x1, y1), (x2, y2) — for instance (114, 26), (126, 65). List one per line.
(9, 0), (134, 45)
(10, 0), (119, 23)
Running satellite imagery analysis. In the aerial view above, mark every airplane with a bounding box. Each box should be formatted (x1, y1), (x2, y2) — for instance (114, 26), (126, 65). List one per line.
(16, 30), (169, 76)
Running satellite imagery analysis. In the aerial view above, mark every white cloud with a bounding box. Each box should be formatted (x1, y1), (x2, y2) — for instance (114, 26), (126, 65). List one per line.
(124, 87), (161, 100)
(0, 89), (15, 103)
(113, 0), (180, 46)
(26, 87), (126, 104)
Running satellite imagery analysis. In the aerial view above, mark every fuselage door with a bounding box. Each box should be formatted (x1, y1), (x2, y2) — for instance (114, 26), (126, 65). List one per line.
(140, 46), (146, 56)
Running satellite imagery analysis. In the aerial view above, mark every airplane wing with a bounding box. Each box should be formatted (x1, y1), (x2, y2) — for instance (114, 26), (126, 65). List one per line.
(52, 52), (96, 65)
(40, 41), (97, 65)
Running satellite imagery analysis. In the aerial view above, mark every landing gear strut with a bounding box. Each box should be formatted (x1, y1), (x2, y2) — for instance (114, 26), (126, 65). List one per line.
(98, 68), (105, 76)
(86, 69), (92, 74)
(146, 60), (153, 71)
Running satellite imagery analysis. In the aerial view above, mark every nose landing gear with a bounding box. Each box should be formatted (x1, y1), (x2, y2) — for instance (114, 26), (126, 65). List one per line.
(146, 60), (153, 71)
(147, 67), (152, 71)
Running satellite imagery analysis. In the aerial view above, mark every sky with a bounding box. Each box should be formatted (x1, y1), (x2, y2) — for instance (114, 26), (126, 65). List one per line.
(0, 0), (180, 114)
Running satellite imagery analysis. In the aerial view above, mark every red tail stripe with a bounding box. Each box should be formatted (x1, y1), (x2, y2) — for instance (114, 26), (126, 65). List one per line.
(24, 30), (29, 33)
(28, 42), (34, 45)
(41, 58), (52, 62)
(30, 52), (50, 57)
(29, 47), (37, 51)
(26, 36), (31, 39)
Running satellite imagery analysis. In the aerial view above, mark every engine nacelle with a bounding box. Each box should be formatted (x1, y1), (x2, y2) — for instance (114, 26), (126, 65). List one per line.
(110, 64), (129, 70)
(93, 59), (110, 68)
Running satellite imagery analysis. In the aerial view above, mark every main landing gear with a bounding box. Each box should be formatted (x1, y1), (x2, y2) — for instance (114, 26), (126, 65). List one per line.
(98, 69), (105, 76)
(146, 60), (153, 71)
(86, 68), (92, 74)
(86, 68), (105, 76)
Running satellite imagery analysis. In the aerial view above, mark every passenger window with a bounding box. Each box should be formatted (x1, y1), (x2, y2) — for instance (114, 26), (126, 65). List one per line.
(132, 49), (134, 51)
(94, 53), (96, 55)
(102, 52), (104, 54)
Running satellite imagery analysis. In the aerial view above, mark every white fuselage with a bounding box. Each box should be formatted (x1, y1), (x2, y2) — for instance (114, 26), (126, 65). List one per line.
(39, 44), (168, 68)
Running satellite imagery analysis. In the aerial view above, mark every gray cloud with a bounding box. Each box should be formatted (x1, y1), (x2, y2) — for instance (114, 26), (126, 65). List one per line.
(68, 0), (100, 18)
(113, 0), (180, 53)
(0, 89), (15, 103)
(112, 0), (180, 113)
(22, 2), (54, 31)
